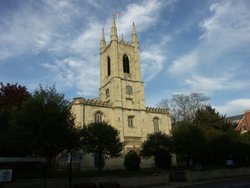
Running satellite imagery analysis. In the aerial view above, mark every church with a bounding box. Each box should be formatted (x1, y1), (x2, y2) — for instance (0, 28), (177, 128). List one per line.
(71, 17), (172, 169)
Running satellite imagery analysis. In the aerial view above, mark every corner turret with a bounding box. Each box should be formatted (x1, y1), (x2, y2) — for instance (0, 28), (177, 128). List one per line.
(110, 15), (118, 41)
(100, 28), (106, 52)
(132, 22), (139, 48)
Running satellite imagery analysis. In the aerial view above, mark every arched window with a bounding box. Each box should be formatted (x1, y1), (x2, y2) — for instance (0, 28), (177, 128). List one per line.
(123, 54), (130, 73)
(153, 117), (159, 132)
(128, 116), (134, 127)
(94, 111), (103, 123)
(107, 56), (111, 76)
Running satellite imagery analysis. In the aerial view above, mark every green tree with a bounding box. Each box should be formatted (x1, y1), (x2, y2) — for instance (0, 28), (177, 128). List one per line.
(204, 128), (250, 166)
(171, 121), (207, 167)
(141, 132), (172, 168)
(0, 82), (30, 109)
(13, 85), (79, 163)
(0, 82), (30, 156)
(194, 105), (232, 130)
(193, 106), (245, 165)
(80, 121), (123, 171)
(239, 132), (250, 165)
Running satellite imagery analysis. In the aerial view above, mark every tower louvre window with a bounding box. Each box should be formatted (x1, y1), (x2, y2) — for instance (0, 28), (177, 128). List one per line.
(107, 56), (111, 76)
(123, 54), (130, 73)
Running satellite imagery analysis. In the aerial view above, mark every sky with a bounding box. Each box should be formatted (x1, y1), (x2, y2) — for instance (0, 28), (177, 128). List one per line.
(0, 0), (250, 117)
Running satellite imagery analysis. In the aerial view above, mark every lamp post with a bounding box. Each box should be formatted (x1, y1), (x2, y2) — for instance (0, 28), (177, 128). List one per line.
(68, 153), (72, 188)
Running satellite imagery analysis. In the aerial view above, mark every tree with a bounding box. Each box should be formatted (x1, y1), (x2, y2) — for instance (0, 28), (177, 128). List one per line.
(0, 82), (30, 156)
(141, 132), (172, 168)
(171, 121), (207, 167)
(12, 85), (79, 163)
(194, 105), (232, 130)
(0, 82), (30, 109)
(205, 128), (242, 165)
(158, 93), (208, 124)
(80, 121), (123, 171)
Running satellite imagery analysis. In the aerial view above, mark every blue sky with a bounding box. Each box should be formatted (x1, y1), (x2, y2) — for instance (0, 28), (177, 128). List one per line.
(0, 0), (250, 116)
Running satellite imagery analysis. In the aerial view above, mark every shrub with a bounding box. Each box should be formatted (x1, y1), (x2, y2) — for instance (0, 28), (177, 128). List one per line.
(124, 150), (140, 171)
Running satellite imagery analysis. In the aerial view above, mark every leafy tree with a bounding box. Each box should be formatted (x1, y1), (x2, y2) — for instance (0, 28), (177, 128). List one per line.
(141, 132), (172, 168)
(0, 82), (30, 156)
(204, 129), (241, 165)
(194, 105), (232, 130)
(238, 132), (250, 165)
(12, 85), (79, 163)
(124, 150), (141, 171)
(0, 82), (30, 109)
(204, 128), (250, 166)
(158, 93), (208, 125)
(171, 121), (207, 167)
(80, 121), (123, 171)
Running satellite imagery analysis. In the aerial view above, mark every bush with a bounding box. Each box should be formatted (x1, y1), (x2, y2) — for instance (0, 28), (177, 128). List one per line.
(124, 150), (140, 171)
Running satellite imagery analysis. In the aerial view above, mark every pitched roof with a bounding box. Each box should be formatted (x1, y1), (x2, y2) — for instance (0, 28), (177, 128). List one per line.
(226, 114), (244, 121)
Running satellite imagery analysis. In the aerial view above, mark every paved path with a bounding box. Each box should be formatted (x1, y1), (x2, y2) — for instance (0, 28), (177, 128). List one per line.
(2, 176), (250, 188)
(152, 176), (250, 188)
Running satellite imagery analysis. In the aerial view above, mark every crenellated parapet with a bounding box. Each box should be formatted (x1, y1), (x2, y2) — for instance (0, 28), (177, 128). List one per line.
(146, 107), (169, 114)
(73, 97), (111, 107)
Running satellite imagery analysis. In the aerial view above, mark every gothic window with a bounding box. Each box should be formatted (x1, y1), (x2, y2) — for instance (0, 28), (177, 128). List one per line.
(126, 86), (133, 95)
(94, 111), (103, 123)
(107, 56), (111, 76)
(128, 116), (134, 127)
(153, 117), (159, 132)
(123, 54), (130, 73)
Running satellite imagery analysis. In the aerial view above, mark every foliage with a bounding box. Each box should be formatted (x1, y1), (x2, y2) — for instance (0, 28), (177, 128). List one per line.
(141, 132), (172, 168)
(0, 82), (31, 156)
(0, 82), (30, 109)
(194, 105), (232, 130)
(158, 92), (208, 125)
(0, 84), (80, 162)
(171, 105), (250, 167)
(205, 129), (250, 166)
(80, 121), (123, 171)
(124, 150), (141, 171)
(171, 121), (207, 167)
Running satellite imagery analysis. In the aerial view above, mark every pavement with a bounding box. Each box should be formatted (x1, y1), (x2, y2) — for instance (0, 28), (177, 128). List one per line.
(2, 175), (250, 188)
(154, 175), (250, 188)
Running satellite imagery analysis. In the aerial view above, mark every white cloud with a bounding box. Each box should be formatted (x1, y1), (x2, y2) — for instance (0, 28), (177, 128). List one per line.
(215, 99), (250, 116)
(42, 0), (173, 96)
(70, 22), (101, 54)
(42, 57), (99, 97)
(168, 0), (250, 94)
(185, 74), (250, 94)
(199, 1), (250, 54)
(0, 0), (174, 97)
(0, 0), (80, 60)
(168, 51), (198, 75)
(141, 36), (172, 82)
(116, 0), (164, 38)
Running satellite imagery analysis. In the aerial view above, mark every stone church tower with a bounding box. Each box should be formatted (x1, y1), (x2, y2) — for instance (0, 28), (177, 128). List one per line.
(71, 17), (171, 169)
